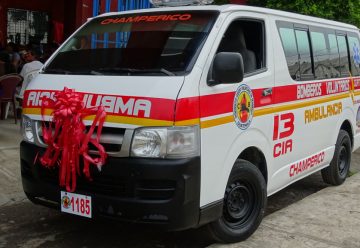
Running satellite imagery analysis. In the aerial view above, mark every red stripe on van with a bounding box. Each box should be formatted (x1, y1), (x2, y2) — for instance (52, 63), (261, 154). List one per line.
(23, 76), (360, 124)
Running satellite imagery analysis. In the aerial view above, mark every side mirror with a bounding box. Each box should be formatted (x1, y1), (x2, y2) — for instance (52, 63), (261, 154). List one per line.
(208, 52), (244, 86)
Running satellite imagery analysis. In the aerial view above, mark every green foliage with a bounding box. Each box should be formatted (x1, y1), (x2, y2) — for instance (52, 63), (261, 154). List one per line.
(213, 0), (230, 4)
(246, 0), (360, 27)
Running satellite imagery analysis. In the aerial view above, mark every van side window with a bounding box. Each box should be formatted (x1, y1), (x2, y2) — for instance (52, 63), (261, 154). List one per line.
(310, 31), (330, 79)
(337, 35), (350, 77)
(217, 20), (265, 74)
(295, 29), (314, 80)
(277, 21), (356, 81)
(279, 27), (299, 79)
(278, 25), (314, 80)
(348, 35), (360, 76)
(328, 33), (341, 78)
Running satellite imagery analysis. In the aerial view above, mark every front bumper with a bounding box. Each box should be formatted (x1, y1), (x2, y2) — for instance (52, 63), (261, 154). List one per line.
(20, 141), (202, 230)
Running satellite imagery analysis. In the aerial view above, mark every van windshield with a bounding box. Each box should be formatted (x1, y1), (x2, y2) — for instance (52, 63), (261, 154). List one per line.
(43, 11), (218, 76)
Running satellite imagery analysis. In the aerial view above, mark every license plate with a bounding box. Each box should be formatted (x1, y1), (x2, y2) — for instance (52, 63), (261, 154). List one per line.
(61, 191), (92, 218)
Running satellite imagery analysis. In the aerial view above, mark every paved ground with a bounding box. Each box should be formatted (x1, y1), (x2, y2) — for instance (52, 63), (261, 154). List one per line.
(210, 173), (360, 248)
(0, 118), (359, 247)
(0, 119), (23, 207)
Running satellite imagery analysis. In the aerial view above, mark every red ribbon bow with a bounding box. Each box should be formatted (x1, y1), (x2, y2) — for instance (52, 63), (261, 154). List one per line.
(39, 87), (107, 192)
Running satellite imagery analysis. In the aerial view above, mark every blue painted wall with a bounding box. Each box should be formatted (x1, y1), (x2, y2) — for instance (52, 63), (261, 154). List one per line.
(91, 0), (151, 48)
(93, 0), (151, 17)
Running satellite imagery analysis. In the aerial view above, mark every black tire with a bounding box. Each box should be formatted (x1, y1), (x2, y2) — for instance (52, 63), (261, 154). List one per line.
(321, 130), (351, 185)
(206, 159), (267, 243)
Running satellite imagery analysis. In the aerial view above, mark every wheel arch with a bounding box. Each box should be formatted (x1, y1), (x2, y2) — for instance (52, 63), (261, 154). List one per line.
(340, 119), (354, 149)
(238, 146), (268, 184)
(335, 105), (355, 149)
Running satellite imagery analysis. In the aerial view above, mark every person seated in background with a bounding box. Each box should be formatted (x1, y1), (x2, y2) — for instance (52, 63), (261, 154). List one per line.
(4, 42), (21, 72)
(19, 47), (43, 79)
(17, 45), (28, 73)
(16, 47), (44, 101)
(0, 52), (16, 75)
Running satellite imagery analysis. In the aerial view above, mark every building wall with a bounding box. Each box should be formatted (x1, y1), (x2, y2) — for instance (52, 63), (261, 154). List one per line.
(61, 0), (93, 41)
(0, 0), (67, 47)
(75, 0), (93, 29)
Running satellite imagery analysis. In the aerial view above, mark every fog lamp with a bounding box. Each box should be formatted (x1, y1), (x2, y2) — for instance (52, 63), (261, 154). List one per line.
(22, 116), (35, 143)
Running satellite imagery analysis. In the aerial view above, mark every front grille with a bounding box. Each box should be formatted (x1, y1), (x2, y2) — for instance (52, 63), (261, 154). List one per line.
(35, 121), (132, 157)
(87, 126), (125, 153)
(88, 143), (121, 152)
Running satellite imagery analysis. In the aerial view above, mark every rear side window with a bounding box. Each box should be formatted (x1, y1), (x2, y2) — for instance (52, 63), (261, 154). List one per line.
(277, 21), (356, 81)
(278, 25), (314, 81)
(310, 31), (330, 79)
(328, 33), (340, 78)
(337, 35), (350, 77)
(279, 27), (299, 79)
(295, 29), (313, 80)
(348, 35), (360, 76)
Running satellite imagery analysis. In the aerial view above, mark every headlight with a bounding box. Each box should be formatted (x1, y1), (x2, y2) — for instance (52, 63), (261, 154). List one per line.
(131, 126), (200, 159)
(22, 116), (35, 143)
(131, 128), (167, 158)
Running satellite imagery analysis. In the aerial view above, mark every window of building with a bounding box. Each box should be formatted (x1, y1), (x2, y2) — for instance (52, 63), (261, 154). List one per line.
(310, 31), (330, 79)
(217, 19), (265, 74)
(7, 8), (49, 45)
(348, 35), (360, 76)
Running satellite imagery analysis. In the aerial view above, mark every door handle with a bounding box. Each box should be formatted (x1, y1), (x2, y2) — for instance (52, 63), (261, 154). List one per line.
(262, 88), (272, 96)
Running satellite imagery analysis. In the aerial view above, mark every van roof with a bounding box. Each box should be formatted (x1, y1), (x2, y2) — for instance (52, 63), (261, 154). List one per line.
(95, 4), (358, 30)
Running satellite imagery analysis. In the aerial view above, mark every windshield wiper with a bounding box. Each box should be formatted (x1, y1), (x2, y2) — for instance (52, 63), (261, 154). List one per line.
(134, 68), (176, 76)
(43, 68), (73, 74)
(94, 68), (137, 75)
(95, 67), (176, 76)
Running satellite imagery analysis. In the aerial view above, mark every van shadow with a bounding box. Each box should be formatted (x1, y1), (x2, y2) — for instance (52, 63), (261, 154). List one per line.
(1, 172), (329, 248)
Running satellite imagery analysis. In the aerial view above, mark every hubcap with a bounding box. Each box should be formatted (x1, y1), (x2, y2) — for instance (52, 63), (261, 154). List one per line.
(224, 182), (254, 227)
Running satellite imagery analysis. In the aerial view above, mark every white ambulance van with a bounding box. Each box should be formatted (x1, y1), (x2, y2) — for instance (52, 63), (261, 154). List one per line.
(20, 2), (360, 243)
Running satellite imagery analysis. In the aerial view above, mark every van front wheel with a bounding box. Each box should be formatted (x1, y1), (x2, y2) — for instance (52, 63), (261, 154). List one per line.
(321, 130), (351, 185)
(207, 160), (267, 243)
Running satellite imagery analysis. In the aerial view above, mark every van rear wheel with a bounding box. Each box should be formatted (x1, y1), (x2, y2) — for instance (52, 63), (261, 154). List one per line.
(321, 130), (351, 185)
(207, 159), (267, 243)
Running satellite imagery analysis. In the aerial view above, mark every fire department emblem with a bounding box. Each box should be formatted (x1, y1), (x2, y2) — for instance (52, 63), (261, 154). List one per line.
(233, 84), (254, 130)
(61, 195), (71, 209)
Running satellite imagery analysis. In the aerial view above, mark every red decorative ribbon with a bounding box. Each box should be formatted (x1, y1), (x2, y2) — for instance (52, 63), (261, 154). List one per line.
(39, 87), (107, 192)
